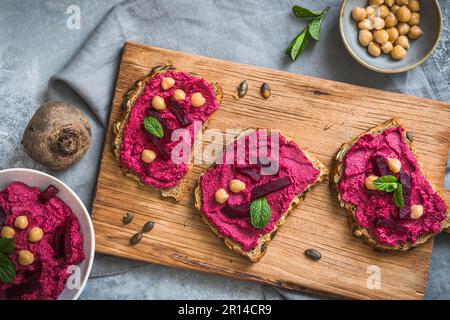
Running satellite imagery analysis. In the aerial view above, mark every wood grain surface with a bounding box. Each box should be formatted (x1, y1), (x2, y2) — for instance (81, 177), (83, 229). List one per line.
(91, 42), (450, 300)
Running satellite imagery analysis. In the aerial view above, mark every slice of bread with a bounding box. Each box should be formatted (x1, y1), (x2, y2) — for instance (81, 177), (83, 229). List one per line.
(113, 65), (223, 201)
(331, 118), (450, 251)
(194, 129), (328, 262)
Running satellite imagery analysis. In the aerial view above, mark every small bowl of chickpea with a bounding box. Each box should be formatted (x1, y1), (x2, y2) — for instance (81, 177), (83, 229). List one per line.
(339, 0), (442, 73)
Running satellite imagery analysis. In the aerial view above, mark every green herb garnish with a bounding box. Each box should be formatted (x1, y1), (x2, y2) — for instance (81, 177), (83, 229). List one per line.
(250, 197), (271, 229)
(0, 238), (15, 283)
(143, 116), (164, 138)
(286, 5), (329, 60)
(373, 175), (405, 208)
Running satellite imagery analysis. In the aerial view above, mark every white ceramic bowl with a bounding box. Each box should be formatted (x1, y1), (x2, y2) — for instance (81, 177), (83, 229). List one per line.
(0, 168), (95, 300)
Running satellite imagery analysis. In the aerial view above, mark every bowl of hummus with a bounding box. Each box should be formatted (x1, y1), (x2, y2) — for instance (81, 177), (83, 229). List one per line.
(0, 168), (94, 300)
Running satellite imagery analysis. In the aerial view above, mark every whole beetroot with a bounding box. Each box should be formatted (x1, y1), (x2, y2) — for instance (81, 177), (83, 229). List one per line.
(22, 101), (91, 170)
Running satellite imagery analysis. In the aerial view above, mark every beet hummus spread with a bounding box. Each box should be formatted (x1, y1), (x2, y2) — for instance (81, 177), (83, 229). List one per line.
(0, 182), (84, 300)
(120, 70), (219, 188)
(199, 130), (321, 251)
(338, 127), (448, 247)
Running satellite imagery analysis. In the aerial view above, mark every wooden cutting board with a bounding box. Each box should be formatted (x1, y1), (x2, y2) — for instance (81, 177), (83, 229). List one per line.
(92, 41), (450, 300)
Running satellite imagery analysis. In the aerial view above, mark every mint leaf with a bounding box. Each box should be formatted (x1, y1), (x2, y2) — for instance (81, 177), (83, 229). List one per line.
(286, 27), (310, 60)
(0, 254), (15, 283)
(292, 5), (322, 18)
(250, 197), (271, 229)
(308, 7), (329, 41)
(143, 116), (164, 138)
(0, 238), (14, 254)
(393, 184), (404, 208)
(373, 175), (399, 192)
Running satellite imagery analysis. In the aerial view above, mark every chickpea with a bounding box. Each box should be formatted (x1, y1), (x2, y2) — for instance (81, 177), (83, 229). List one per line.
(391, 45), (407, 60)
(382, 41), (394, 54)
(396, 0), (409, 5)
(358, 30), (373, 47)
(368, 42), (381, 57)
(14, 215), (28, 230)
(371, 16), (386, 30)
(408, 12), (420, 25)
(161, 77), (175, 90)
(408, 0), (420, 12)
(387, 158), (402, 173)
(410, 204), (424, 220)
(365, 175), (379, 190)
(173, 89), (186, 101)
(387, 27), (399, 42)
(385, 0), (395, 6)
(379, 5), (390, 18)
(214, 188), (229, 204)
(408, 25), (423, 39)
(397, 23), (410, 35)
(191, 92), (206, 108)
(391, 4), (400, 13)
(395, 35), (410, 49)
(141, 149), (156, 164)
(28, 227), (44, 243)
(369, 0), (384, 6)
(18, 250), (34, 266)
(1, 226), (15, 239)
(358, 19), (374, 31)
(374, 30), (389, 45)
(229, 179), (246, 193)
(366, 6), (377, 18)
(396, 6), (411, 23)
(352, 7), (366, 22)
(151, 95), (166, 111)
(385, 13), (398, 28)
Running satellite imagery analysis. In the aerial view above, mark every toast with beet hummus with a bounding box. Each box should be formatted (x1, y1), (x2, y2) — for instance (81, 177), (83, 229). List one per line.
(331, 118), (450, 250)
(113, 65), (223, 201)
(195, 129), (328, 262)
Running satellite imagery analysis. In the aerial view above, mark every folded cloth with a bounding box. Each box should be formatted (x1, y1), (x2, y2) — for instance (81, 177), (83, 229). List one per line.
(47, 0), (450, 299)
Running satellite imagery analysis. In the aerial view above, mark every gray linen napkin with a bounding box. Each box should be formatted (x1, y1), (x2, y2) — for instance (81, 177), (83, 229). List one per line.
(47, 0), (450, 299)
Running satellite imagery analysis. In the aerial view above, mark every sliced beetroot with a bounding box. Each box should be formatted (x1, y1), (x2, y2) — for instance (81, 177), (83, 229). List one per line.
(168, 99), (191, 127)
(222, 204), (249, 218)
(237, 168), (261, 181)
(251, 176), (291, 200)
(374, 218), (407, 233)
(0, 207), (5, 227)
(372, 156), (390, 177)
(5, 262), (42, 300)
(38, 185), (59, 203)
(145, 110), (172, 160)
(53, 226), (65, 259)
(52, 216), (74, 261)
(63, 216), (74, 262)
(399, 170), (412, 219)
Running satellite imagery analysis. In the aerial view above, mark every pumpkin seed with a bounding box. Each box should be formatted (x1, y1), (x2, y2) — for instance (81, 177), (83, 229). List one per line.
(304, 248), (321, 261)
(260, 83), (271, 99)
(237, 80), (248, 98)
(129, 232), (143, 245)
(142, 221), (155, 233)
(406, 131), (413, 142)
(123, 212), (134, 224)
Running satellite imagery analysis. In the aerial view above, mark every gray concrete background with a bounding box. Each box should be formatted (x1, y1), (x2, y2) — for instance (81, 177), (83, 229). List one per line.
(0, 0), (448, 299)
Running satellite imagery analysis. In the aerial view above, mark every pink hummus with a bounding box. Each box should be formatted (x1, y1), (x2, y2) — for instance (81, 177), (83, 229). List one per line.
(120, 70), (219, 188)
(338, 127), (447, 247)
(200, 130), (320, 251)
(0, 182), (84, 300)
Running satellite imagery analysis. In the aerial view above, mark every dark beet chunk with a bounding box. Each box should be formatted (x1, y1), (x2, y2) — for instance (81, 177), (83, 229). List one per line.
(372, 156), (390, 177)
(251, 176), (291, 200)
(399, 170), (412, 219)
(374, 218), (406, 233)
(145, 110), (173, 160)
(64, 216), (74, 262)
(0, 207), (5, 228)
(5, 262), (42, 300)
(53, 226), (65, 259)
(222, 204), (249, 218)
(237, 168), (261, 181)
(38, 185), (59, 203)
(168, 99), (192, 127)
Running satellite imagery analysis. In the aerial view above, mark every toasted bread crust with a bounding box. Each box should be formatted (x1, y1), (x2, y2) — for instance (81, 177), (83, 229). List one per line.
(330, 118), (450, 251)
(112, 65), (223, 201)
(195, 129), (328, 262)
